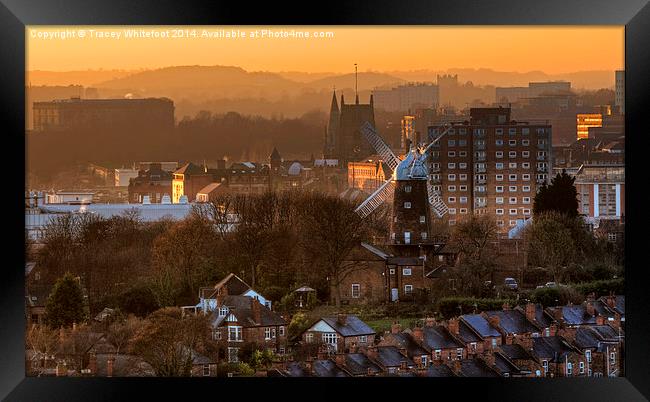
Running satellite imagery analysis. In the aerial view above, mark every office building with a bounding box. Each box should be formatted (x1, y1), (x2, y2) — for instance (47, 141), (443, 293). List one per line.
(372, 82), (439, 113)
(615, 70), (625, 115)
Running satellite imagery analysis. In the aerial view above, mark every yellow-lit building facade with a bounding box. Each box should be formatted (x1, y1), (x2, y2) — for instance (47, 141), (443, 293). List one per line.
(401, 115), (415, 150)
(576, 113), (602, 140)
(347, 159), (387, 194)
(172, 173), (185, 203)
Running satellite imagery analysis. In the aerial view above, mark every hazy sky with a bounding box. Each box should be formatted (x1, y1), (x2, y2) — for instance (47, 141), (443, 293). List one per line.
(27, 26), (624, 74)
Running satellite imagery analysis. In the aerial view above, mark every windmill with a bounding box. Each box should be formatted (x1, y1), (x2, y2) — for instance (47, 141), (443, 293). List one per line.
(354, 121), (454, 243)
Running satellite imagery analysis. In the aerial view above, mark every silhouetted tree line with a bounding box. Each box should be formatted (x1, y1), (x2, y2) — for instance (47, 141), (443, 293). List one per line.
(35, 191), (389, 317)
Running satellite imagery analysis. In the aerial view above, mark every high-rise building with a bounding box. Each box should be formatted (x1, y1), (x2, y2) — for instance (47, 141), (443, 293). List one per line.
(615, 70), (625, 115)
(428, 107), (552, 231)
(400, 115), (416, 152)
(323, 90), (376, 166)
(528, 81), (571, 97)
(574, 164), (624, 220)
(33, 97), (175, 131)
(372, 83), (439, 113)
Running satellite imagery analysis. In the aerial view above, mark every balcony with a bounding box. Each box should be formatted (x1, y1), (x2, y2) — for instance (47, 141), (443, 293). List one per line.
(537, 166), (547, 172)
(537, 143), (548, 150)
(431, 166), (441, 173)
(536, 178), (547, 184)
(474, 187), (487, 194)
(430, 177), (441, 184)
(474, 178), (486, 185)
(474, 143), (486, 150)
(474, 166), (486, 173)
(536, 155), (546, 161)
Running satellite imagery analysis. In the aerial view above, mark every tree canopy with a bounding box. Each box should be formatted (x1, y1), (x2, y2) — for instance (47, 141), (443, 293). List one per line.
(533, 171), (579, 218)
(45, 272), (86, 328)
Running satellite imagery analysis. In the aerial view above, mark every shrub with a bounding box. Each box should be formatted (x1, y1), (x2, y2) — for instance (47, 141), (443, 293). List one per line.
(574, 278), (624, 298)
(530, 286), (583, 307)
(436, 297), (512, 319)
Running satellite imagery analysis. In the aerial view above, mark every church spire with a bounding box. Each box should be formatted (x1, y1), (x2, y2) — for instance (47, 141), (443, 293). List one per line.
(354, 63), (359, 104)
(330, 88), (339, 114)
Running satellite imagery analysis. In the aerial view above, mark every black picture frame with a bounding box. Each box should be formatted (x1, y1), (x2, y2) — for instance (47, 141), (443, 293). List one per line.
(2, 0), (649, 400)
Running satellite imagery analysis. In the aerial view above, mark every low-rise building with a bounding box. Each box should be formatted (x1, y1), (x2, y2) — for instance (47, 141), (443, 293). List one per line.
(301, 314), (376, 353)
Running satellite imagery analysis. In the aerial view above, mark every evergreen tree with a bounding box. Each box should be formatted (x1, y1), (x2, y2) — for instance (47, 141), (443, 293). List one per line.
(45, 272), (85, 328)
(533, 170), (579, 217)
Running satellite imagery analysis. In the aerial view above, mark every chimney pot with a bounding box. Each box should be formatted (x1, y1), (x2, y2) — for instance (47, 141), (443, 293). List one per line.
(413, 326), (424, 342)
(391, 321), (402, 334)
(447, 318), (460, 335)
(525, 303), (536, 322)
(488, 315), (500, 328)
(337, 313), (347, 326)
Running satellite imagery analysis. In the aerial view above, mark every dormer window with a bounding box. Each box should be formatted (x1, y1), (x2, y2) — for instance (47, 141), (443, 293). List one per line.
(219, 307), (228, 316)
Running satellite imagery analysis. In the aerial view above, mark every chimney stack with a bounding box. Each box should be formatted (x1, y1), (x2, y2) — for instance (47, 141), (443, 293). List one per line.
(447, 318), (460, 335)
(305, 357), (313, 376)
(413, 326), (424, 342)
(596, 315), (606, 325)
(502, 302), (510, 311)
(216, 286), (228, 307)
(548, 323), (558, 337)
(366, 346), (378, 360)
(391, 321), (402, 334)
(317, 345), (328, 360)
(451, 359), (462, 375)
(107, 357), (115, 377)
(337, 313), (347, 326)
(606, 295), (616, 309)
(335, 352), (346, 368)
(251, 297), (261, 324)
(482, 350), (496, 367)
(425, 317), (436, 328)
(552, 308), (564, 324)
(487, 315), (500, 329)
(525, 303), (536, 322)
(505, 334), (514, 345)
(56, 361), (67, 377)
(586, 301), (595, 317)
(515, 334), (533, 351)
(558, 327), (577, 343)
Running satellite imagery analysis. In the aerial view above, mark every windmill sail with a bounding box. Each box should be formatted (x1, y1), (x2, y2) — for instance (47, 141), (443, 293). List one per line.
(354, 179), (395, 219)
(359, 121), (400, 171)
(427, 181), (449, 218)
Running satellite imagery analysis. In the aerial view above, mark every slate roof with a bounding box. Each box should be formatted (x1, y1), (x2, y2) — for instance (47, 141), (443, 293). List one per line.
(494, 352), (524, 375)
(344, 353), (382, 376)
(461, 314), (501, 338)
(532, 336), (577, 362)
(286, 360), (349, 377)
(552, 305), (597, 326)
(421, 326), (464, 351)
(213, 273), (251, 296)
(499, 344), (534, 361)
(320, 315), (376, 337)
(214, 295), (286, 328)
(458, 359), (500, 377)
(574, 326), (621, 351)
(424, 364), (456, 377)
(95, 353), (155, 377)
(174, 162), (206, 176)
(598, 295), (625, 316)
(381, 332), (428, 358)
(484, 310), (541, 335)
(457, 320), (483, 343)
(196, 182), (223, 195)
(374, 346), (415, 368)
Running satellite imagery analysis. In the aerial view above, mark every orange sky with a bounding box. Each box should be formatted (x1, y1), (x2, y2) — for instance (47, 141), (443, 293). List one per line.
(26, 26), (624, 74)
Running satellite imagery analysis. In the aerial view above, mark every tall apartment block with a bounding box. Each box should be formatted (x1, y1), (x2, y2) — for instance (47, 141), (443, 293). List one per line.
(427, 107), (552, 231)
(615, 70), (625, 115)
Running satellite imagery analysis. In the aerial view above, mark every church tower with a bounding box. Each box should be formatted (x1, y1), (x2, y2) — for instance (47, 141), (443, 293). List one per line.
(324, 90), (340, 158)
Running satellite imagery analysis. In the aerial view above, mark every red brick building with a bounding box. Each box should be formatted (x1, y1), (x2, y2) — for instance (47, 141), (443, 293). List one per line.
(127, 163), (172, 203)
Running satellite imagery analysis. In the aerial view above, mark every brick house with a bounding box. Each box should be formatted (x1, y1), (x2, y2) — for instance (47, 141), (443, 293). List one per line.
(483, 305), (544, 340)
(368, 345), (416, 375)
(522, 336), (587, 377)
(301, 314), (376, 353)
(210, 295), (287, 363)
(498, 343), (543, 377)
(458, 314), (503, 352)
(378, 323), (430, 368)
(565, 325), (623, 377)
(413, 324), (466, 362)
(336, 243), (389, 305)
(128, 162), (173, 203)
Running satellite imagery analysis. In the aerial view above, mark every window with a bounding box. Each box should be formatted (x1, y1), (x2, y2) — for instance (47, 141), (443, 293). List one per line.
(448, 197), (456, 203)
(459, 128), (466, 135)
(522, 174), (530, 181)
(496, 151), (503, 158)
(610, 352), (616, 364)
(265, 327), (272, 340)
(404, 185), (412, 193)
(496, 162), (504, 170)
(509, 139), (517, 146)
(459, 162), (467, 169)
(459, 139), (467, 147)
(212, 329), (222, 340)
(496, 209), (504, 215)
(567, 362), (573, 375)
(470, 343), (477, 352)
(448, 162), (456, 169)
(421, 232), (428, 239)
(404, 232), (411, 244)
(404, 202), (411, 209)
(228, 326), (243, 342)
(522, 162), (530, 169)
(522, 139), (530, 146)
(496, 128), (503, 135)
(459, 197), (467, 204)
(522, 151), (530, 158)
(403, 268), (412, 276)
(523, 209), (531, 216)
(219, 307), (228, 316)
(509, 209), (517, 215)
(544, 328), (550, 337)
(448, 174), (456, 181)
(351, 284), (360, 298)
(456, 348), (463, 359)
(448, 185), (456, 192)
(434, 350), (442, 360)
(421, 355), (428, 367)
(491, 338), (498, 348)
(279, 326), (285, 336)
(359, 335), (367, 343)
(496, 174), (504, 181)
(459, 151), (467, 157)
(459, 208), (468, 214)
(543, 360), (548, 374)
(509, 186), (517, 192)
(449, 220), (456, 226)
(522, 128), (530, 135)
(496, 197), (504, 204)
(522, 186), (531, 192)
(459, 185), (468, 191)
(228, 347), (239, 363)
(306, 333), (314, 343)
(509, 162), (517, 169)
(389, 268), (396, 275)
(448, 140), (456, 146)
(509, 197), (517, 204)
(459, 174), (468, 181)
(279, 347), (285, 355)
(509, 174), (517, 181)
(404, 285), (413, 295)
(322, 333), (337, 345)
(497, 220), (504, 227)
(495, 139), (504, 146)
(509, 151), (517, 158)
(448, 151), (456, 157)
(448, 208), (456, 215)
(579, 362), (585, 374)
(420, 215), (426, 223)
(496, 186), (504, 193)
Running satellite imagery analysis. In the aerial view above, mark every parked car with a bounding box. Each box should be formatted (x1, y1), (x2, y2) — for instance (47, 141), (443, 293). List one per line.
(545, 282), (557, 288)
(504, 277), (518, 290)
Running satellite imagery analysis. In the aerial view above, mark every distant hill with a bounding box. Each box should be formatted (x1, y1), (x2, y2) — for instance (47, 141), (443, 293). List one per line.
(306, 72), (405, 91)
(27, 69), (139, 87)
